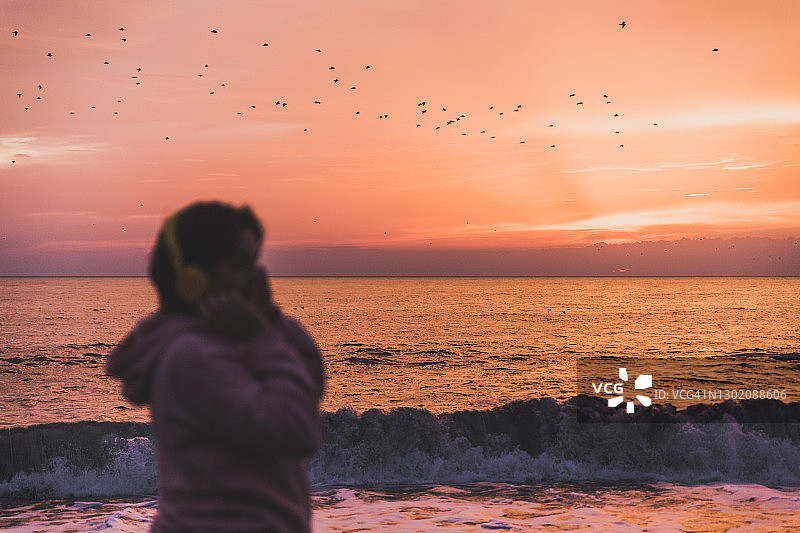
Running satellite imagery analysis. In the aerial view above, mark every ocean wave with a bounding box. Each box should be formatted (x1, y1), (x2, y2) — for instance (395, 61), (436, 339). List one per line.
(344, 356), (388, 366)
(728, 349), (800, 360)
(1, 398), (799, 499)
(61, 342), (116, 350)
(343, 346), (459, 367)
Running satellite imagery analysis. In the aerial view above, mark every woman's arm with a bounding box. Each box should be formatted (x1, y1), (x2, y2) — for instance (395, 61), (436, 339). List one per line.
(159, 326), (321, 458)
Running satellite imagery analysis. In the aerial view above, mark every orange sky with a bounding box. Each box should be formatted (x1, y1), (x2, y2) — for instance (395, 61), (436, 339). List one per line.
(1, 0), (799, 275)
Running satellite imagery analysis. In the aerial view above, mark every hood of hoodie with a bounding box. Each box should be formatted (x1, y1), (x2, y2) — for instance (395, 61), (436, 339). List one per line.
(106, 312), (199, 405)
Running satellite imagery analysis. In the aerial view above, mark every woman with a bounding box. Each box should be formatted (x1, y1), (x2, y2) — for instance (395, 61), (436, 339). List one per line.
(107, 201), (324, 532)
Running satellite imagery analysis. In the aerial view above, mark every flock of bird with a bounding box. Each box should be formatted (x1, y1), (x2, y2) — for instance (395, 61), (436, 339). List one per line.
(7, 20), (721, 162)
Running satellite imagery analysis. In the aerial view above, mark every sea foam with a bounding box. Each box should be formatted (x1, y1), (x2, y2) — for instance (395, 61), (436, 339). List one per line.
(1, 397), (799, 499)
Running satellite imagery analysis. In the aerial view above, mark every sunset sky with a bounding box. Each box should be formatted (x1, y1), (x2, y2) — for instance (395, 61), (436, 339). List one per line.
(1, 0), (799, 275)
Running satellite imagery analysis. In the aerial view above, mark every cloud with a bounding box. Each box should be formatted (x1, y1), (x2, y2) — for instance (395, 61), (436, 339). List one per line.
(0, 135), (108, 165)
(267, 199), (800, 250)
(9, 239), (152, 254)
(722, 161), (784, 170)
(666, 105), (800, 130)
(564, 158), (782, 174)
(533, 201), (800, 235)
(22, 211), (160, 221)
(526, 103), (800, 145)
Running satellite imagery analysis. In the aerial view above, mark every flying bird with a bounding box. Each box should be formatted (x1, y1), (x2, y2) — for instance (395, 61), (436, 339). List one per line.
(13, 30), (19, 36)
(211, 29), (218, 33)
(85, 33), (92, 37)
(619, 21), (626, 28)
(712, 48), (719, 52)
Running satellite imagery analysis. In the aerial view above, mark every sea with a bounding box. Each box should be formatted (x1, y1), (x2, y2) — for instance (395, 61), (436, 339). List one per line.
(1, 276), (799, 532)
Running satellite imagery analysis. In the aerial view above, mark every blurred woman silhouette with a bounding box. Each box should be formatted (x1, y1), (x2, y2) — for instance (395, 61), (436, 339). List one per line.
(107, 201), (324, 532)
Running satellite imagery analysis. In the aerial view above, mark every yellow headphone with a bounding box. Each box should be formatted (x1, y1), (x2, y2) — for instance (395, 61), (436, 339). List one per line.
(162, 214), (209, 303)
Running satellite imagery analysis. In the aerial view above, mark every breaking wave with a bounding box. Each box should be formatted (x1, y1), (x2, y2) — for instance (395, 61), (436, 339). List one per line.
(2, 397), (799, 499)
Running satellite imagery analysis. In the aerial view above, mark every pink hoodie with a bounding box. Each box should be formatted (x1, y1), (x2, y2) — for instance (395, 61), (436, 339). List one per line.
(107, 312), (324, 533)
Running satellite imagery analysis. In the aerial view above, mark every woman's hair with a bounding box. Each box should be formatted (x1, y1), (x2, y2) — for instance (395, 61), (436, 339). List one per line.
(149, 201), (264, 313)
